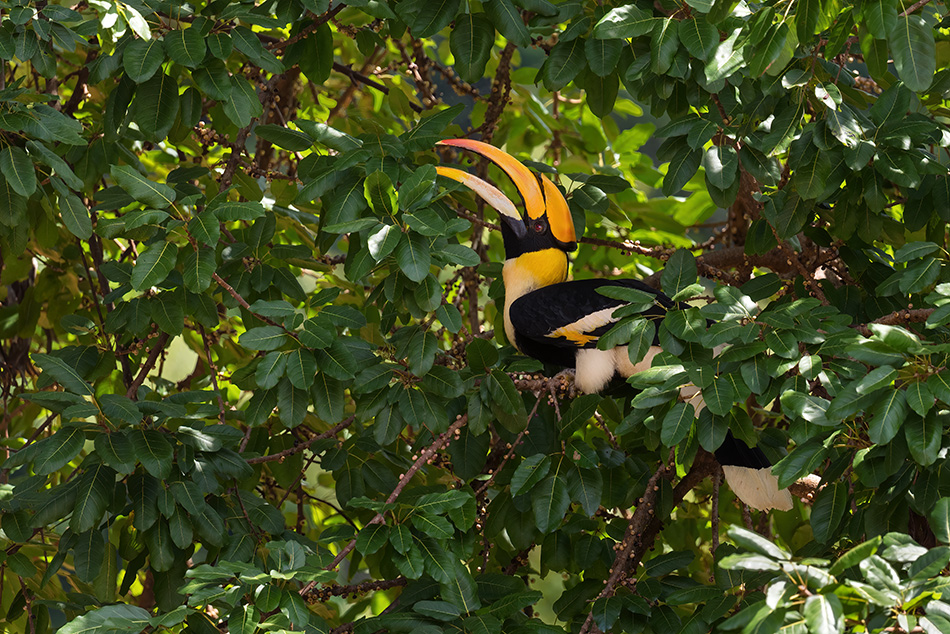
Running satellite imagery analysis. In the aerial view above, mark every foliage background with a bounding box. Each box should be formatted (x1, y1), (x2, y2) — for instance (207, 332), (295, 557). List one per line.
(3, 0), (950, 632)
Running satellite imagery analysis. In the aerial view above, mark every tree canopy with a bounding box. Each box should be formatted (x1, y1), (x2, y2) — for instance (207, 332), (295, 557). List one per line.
(3, 0), (950, 633)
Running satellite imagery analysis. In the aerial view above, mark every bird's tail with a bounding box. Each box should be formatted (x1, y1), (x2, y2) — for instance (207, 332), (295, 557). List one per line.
(681, 383), (793, 512)
(715, 431), (794, 512)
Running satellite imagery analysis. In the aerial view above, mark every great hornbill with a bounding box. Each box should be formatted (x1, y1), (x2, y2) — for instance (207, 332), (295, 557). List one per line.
(436, 138), (793, 512)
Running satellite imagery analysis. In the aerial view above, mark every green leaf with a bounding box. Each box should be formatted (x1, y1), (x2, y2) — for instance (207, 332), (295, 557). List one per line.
(484, 0), (530, 47)
(26, 140), (83, 190)
(651, 18), (679, 74)
(73, 529), (106, 581)
(151, 293), (184, 335)
(585, 38), (623, 77)
(905, 380), (934, 416)
(255, 123), (314, 151)
(286, 349), (317, 389)
(356, 522), (390, 555)
(541, 38), (586, 91)
(395, 233), (431, 282)
(703, 145), (739, 191)
(532, 474), (570, 533)
(811, 482), (847, 543)
(894, 241), (939, 263)
(705, 28), (746, 82)
(188, 210), (220, 246)
(223, 75), (264, 127)
(228, 605), (260, 634)
(34, 425), (86, 475)
(70, 463), (116, 533)
(131, 430), (173, 480)
(864, 0), (897, 39)
(899, 258), (940, 294)
(164, 27), (206, 67)
(890, 14), (936, 92)
(829, 536), (881, 575)
(59, 193), (93, 239)
(135, 72), (179, 142)
(796, 0), (823, 41)
(803, 594), (843, 634)
(0, 145), (35, 197)
(212, 201), (265, 221)
(867, 389), (906, 444)
(192, 59), (232, 101)
(511, 454), (551, 496)
(931, 498), (950, 543)
(450, 13), (494, 83)
(398, 0), (460, 37)
(94, 432), (136, 472)
(255, 351), (287, 389)
(661, 402), (695, 446)
(794, 148), (832, 200)
(415, 600), (461, 622)
(678, 17), (718, 61)
(727, 526), (791, 560)
(131, 241), (178, 290)
(365, 170), (396, 216)
(486, 369), (527, 432)
(906, 410), (943, 466)
(311, 373), (344, 423)
(123, 38), (164, 82)
(702, 377), (734, 416)
(182, 247), (215, 292)
(568, 465), (603, 517)
(278, 379), (310, 428)
(662, 144), (702, 195)
(240, 326), (288, 351)
(111, 165), (176, 208)
(32, 353), (94, 395)
(594, 5), (656, 39)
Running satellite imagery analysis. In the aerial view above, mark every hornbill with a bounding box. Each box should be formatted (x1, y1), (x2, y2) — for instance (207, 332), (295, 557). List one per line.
(436, 138), (793, 512)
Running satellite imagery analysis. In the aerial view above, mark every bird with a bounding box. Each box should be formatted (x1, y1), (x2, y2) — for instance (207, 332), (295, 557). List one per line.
(436, 138), (793, 512)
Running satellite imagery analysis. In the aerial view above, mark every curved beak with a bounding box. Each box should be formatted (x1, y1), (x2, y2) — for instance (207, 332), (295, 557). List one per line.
(435, 166), (526, 239)
(436, 139), (577, 248)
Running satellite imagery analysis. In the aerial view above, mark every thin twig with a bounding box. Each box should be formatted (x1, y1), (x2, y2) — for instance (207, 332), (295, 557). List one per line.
(126, 332), (171, 399)
(307, 414), (468, 589)
(898, 0), (931, 15)
(246, 417), (355, 463)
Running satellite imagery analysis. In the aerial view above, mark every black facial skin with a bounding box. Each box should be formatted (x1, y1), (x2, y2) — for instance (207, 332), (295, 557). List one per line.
(500, 214), (577, 258)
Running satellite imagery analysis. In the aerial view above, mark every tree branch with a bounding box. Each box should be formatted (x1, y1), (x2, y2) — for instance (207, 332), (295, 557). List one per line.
(126, 332), (171, 400)
(309, 414), (468, 584)
(246, 416), (355, 463)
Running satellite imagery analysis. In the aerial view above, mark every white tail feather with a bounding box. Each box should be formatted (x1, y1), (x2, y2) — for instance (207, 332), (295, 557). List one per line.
(721, 465), (794, 511)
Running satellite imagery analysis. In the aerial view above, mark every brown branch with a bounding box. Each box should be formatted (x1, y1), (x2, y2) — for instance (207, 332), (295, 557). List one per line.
(309, 577), (407, 601)
(219, 125), (253, 190)
(266, 3), (346, 51)
(330, 61), (423, 114)
(479, 42), (516, 142)
(198, 325), (227, 424)
(898, 0), (931, 15)
(212, 273), (282, 327)
(475, 392), (544, 497)
(126, 332), (171, 399)
(308, 414), (469, 585)
(246, 417), (355, 463)
(579, 449), (720, 634)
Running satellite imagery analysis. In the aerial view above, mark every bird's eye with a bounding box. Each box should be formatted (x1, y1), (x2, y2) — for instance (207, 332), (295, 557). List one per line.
(533, 221), (545, 233)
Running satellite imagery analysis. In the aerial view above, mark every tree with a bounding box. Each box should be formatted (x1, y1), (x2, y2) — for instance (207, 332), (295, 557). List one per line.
(1, 0), (950, 632)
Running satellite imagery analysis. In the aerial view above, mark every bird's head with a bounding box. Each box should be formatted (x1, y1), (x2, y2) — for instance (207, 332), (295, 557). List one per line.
(435, 139), (577, 259)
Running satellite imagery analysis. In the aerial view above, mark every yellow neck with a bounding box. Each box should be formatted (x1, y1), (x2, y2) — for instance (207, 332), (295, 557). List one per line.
(502, 249), (569, 347)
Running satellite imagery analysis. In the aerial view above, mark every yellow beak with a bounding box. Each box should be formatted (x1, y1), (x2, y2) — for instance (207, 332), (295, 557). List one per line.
(436, 139), (577, 246)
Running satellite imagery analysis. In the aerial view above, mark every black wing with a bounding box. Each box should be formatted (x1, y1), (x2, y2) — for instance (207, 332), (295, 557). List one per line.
(508, 279), (673, 356)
